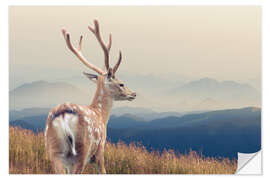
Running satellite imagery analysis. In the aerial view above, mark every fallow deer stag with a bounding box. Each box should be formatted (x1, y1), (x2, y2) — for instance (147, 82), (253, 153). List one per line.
(45, 20), (136, 174)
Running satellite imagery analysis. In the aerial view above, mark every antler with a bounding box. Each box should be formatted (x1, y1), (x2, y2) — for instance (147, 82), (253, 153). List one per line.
(62, 20), (123, 76)
(62, 29), (105, 75)
(88, 20), (122, 75)
(113, 51), (122, 75)
(88, 20), (111, 71)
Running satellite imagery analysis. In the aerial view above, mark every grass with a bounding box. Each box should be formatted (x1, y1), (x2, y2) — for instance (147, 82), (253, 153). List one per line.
(9, 126), (237, 174)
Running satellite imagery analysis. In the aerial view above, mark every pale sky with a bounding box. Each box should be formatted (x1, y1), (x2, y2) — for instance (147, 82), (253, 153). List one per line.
(9, 6), (261, 89)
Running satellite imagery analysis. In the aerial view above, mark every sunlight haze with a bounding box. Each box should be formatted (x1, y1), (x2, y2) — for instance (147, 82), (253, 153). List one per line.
(9, 6), (261, 111)
(10, 6), (261, 89)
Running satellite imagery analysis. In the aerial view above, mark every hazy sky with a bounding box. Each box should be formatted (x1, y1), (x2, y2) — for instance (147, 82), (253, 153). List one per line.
(9, 6), (261, 89)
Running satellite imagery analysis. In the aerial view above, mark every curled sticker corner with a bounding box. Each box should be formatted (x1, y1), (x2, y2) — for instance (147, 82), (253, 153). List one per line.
(235, 150), (262, 175)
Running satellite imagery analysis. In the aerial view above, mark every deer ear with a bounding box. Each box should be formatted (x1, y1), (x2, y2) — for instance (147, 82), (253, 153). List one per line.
(83, 72), (98, 83)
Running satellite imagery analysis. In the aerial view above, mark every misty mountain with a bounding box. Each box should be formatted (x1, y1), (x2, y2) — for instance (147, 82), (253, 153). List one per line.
(10, 76), (261, 112)
(108, 107), (261, 158)
(10, 120), (36, 131)
(170, 77), (260, 110)
(111, 106), (185, 121)
(111, 106), (156, 116)
(242, 76), (261, 92)
(10, 115), (46, 132)
(108, 114), (146, 129)
(9, 81), (90, 110)
(108, 107), (260, 129)
(118, 72), (185, 94)
(56, 73), (187, 112)
(59, 73), (186, 96)
(192, 98), (221, 110)
(10, 107), (50, 122)
(9, 106), (185, 122)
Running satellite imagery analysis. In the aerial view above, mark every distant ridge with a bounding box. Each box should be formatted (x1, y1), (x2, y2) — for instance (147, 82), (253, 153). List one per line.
(10, 77), (261, 111)
(170, 77), (260, 110)
(9, 81), (89, 110)
(9, 106), (261, 158)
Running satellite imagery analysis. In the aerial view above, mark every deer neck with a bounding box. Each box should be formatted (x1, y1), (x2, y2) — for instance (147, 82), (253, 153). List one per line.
(90, 77), (113, 124)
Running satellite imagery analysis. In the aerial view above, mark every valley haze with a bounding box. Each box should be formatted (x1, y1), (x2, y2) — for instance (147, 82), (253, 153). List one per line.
(9, 76), (261, 112)
(10, 6), (260, 90)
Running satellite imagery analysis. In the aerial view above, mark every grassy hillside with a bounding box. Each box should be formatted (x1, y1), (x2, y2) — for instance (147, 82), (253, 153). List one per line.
(9, 127), (237, 174)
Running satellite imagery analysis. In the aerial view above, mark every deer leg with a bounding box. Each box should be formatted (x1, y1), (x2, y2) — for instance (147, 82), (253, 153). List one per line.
(70, 155), (86, 174)
(97, 157), (106, 174)
(92, 163), (101, 174)
(71, 161), (85, 174)
(89, 154), (101, 174)
(51, 156), (66, 174)
(95, 145), (106, 174)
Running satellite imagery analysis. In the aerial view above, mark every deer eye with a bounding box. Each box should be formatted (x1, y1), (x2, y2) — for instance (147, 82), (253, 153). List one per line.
(119, 83), (124, 87)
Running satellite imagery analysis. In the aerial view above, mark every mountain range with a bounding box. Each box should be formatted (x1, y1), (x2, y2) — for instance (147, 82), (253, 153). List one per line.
(9, 77), (261, 111)
(9, 106), (187, 122)
(168, 77), (260, 110)
(9, 80), (89, 110)
(9, 107), (261, 158)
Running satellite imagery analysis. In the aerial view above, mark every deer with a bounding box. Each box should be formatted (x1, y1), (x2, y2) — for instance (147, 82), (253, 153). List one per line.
(44, 20), (136, 174)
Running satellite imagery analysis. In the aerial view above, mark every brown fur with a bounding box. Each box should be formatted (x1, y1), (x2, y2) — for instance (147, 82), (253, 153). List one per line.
(45, 77), (113, 174)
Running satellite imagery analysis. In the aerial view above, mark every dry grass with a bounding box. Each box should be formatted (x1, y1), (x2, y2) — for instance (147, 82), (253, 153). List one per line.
(9, 127), (237, 174)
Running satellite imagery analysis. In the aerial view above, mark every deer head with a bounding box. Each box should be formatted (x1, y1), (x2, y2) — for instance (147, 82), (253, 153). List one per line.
(62, 20), (136, 102)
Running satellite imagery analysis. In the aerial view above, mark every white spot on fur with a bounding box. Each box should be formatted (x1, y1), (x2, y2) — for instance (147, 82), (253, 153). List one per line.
(53, 120), (59, 127)
(95, 128), (100, 133)
(84, 116), (90, 123)
(71, 115), (78, 124)
(88, 126), (92, 132)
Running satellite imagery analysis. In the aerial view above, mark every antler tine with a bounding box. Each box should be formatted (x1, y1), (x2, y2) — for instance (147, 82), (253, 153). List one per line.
(113, 51), (122, 75)
(107, 34), (112, 51)
(88, 20), (111, 71)
(61, 29), (105, 75)
(78, 35), (83, 51)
